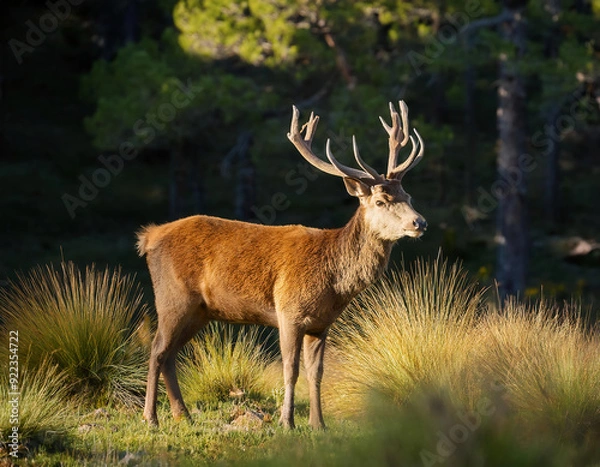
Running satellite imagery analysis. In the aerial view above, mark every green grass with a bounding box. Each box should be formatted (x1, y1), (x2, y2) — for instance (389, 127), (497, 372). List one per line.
(180, 323), (278, 408)
(0, 262), (149, 409)
(0, 258), (599, 465)
(0, 360), (75, 449)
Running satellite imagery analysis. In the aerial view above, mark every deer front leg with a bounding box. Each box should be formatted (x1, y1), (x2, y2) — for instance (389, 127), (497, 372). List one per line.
(278, 322), (304, 429)
(303, 331), (327, 429)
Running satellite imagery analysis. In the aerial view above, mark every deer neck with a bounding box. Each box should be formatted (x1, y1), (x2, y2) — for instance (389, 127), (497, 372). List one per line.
(330, 206), (394, 298)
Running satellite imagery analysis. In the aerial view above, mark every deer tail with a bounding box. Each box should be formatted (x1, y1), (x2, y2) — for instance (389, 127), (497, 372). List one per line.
(136, 224), (158, 257)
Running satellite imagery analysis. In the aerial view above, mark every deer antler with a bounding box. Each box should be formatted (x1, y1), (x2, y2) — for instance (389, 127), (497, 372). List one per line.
(379, 101), (424, 180)
(288, 106), (382, 181)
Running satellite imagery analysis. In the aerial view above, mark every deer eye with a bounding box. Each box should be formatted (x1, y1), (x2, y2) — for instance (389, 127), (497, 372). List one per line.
(375, 200), (385, 207)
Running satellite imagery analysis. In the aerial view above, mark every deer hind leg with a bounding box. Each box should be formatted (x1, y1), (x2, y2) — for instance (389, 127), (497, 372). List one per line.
(143, 307), (206, 426)
(162, 314), (206, 422)
(303, 331), (328, 430)
(278, 321), (304, 429)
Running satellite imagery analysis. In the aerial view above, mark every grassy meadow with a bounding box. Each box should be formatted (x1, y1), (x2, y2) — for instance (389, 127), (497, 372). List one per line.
(0, 258), (599, 466)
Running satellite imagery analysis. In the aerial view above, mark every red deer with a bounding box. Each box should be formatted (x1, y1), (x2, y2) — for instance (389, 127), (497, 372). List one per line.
(137, 101), (427, 429)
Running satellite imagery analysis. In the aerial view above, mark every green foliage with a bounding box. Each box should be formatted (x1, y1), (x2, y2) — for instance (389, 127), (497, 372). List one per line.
(180, 323), (277, 407)
(79, 0), (599, 224)
(0, 262), (148, 408)
(81, 40), (185, 149)
(82, 0), (454, 164)
(174, 0), (300, 68)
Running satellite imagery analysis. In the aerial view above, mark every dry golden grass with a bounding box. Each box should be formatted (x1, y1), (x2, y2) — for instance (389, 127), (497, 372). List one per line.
(324, 257), (600, 442)
(325, 258), (484, 416)
(478, 298), (600, 437)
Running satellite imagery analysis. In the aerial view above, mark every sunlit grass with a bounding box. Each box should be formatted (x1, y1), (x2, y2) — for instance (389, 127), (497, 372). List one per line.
(325, 256), (600, 453)
(0, 262), (148, 409)
(0, 258), (598, 465)
(180, 323), (278, 408)
(0, 360), (75, 446)
(479, 298), (600, 438)
(326, 257), (485, 415)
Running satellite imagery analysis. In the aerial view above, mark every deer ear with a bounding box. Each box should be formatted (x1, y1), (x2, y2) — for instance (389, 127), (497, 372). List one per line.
(343, 178), (371, 198)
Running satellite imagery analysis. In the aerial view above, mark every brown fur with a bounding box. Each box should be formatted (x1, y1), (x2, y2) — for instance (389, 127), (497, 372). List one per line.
(139, 103), (426, 429)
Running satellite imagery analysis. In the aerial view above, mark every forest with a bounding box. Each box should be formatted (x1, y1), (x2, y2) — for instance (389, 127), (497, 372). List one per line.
(2, 0), (599, 301)
(1, 0), (600, 465)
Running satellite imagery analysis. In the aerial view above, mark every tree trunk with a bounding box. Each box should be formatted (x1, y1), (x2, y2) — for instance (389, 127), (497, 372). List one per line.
(169, 143), (185, 220)
(123, 0), (140, 45)
(431, 4), (448, 205)
(542, 0), (561, 227)
(98, 0), (139, 59)
(233, 132), (256, 220)
(463, 37), (477, 204)
(169, 139), (203, 219)
(189, 141), (204, 216)
(496, 5), (529, 300)
(543, 104), (561, 228)
(220, 131), (256, 220)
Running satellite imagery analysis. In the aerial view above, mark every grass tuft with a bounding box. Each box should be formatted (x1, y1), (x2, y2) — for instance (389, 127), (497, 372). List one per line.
(1, 257), (598, 465)
(326, 256), (599, 454)
(180, 323), (277, 408)
(327, 257), (484, 415)
(0, 262), (148, 408)
(479, 297), (600, 438)
(0, 359), (75, 446)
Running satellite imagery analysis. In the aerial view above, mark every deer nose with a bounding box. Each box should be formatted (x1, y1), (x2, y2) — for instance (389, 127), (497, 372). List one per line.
(413, 218), (427, 231)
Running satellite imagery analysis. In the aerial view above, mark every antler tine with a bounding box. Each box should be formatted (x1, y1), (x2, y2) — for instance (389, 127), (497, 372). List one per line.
(380, 102), (405, 177)
(287, 105), (377, 180)
(389, 135), (417, 177)
(325, 139), (374, 179)
(301, 111), (319, 147)
(406, 128), (425, 172)
(382, 101), (425, 179)
(352, 136), (380, 180)
(398, 100), (409, 146)
(387, 129), (425, 179)
(288, 106), (342, 177)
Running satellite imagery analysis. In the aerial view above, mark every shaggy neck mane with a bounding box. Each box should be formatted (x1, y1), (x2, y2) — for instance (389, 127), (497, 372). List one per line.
(329, 206), (393, 297)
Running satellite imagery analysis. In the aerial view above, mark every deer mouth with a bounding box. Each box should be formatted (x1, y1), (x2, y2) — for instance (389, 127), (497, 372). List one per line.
(406, 224), (427, 238)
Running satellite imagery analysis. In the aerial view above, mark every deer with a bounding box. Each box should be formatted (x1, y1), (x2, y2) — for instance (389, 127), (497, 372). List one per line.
(137, 101), (427, 430)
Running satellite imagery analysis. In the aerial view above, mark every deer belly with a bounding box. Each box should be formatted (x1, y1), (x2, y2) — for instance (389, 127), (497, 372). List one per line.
(202, 289), (278, 327)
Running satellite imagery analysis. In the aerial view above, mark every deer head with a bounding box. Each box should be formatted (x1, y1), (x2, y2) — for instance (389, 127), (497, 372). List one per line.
(287, 101), (427, 241)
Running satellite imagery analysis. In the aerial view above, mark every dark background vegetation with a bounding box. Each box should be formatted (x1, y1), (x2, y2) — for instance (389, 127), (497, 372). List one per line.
(1, 0), (599, 306)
